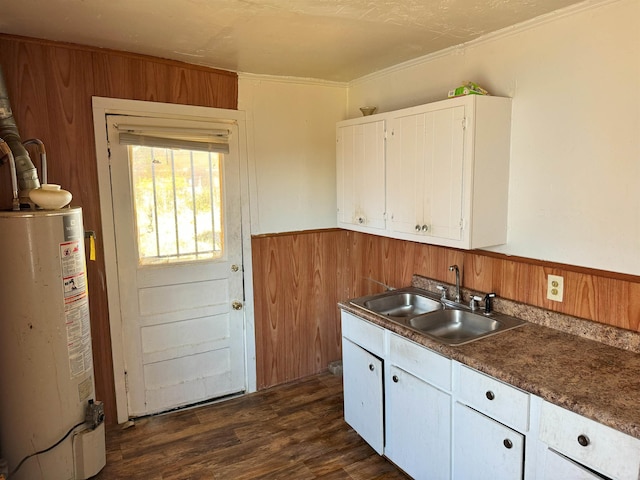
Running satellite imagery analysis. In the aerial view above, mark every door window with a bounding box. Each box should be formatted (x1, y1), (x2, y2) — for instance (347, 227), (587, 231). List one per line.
(129, 145), (223, 265)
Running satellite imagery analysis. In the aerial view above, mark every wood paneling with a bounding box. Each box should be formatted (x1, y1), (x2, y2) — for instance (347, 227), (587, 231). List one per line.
(252, 229), (640, 390)
(252, 230), (345, 389)
(346, 231), (640, 331)
(0, 34), (238, 424)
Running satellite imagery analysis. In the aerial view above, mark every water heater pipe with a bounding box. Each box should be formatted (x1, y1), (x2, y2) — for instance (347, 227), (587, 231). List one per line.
(22, 138), (47, 185)
(0, 138), (19, 210)
(0, 66), (41, 201)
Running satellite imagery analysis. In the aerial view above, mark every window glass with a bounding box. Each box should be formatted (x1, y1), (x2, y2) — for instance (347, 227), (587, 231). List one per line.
(129, 145), (223, 264)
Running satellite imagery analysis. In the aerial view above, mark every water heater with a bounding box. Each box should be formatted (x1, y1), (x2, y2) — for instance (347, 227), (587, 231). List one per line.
(0, 207), (105, 479)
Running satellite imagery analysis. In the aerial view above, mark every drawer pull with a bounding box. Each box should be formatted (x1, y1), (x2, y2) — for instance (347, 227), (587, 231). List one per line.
(369, 364), (375, 372)
(503, 439), (513, 449)
(577, 434), (590, 447)
(392, 375), (399, 383)
(486, 390), (495, 400)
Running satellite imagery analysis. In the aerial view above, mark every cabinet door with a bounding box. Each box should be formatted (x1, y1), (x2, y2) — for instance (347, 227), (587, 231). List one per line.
(342, 337), (384, 454)
(541, 449), (605, 480)
(336, 120), (386, 231)
(388, 105), (465, 242)
(385, 365), (451, 479)
(453, 403), (524, 480)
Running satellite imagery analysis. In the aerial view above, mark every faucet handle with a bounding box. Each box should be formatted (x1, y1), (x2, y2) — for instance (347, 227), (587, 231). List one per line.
(436, 285), (448, 300)
(470, 295), (483, 311)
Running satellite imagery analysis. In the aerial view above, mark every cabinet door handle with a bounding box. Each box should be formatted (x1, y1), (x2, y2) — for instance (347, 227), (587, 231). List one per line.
(421, 224), (428, 232)
(485, 390), (495, 400)
(415, 224), (421, 232)
(577, 434), (590, 447)
(503, 439), (513, 449)
(369, 364), (375, 371)
(392, 375), (399, 383)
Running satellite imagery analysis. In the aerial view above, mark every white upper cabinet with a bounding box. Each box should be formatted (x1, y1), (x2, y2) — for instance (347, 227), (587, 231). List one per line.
(336, 116), (387, 233)
(388, 103), (466, 244)
(336, 96), (512, 250)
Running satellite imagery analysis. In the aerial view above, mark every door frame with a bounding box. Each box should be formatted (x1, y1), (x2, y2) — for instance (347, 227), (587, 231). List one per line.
(92, 97), (257, 423)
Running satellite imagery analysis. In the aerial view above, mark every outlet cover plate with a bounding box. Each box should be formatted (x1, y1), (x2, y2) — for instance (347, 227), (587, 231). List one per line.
(547, 274), (564, 302)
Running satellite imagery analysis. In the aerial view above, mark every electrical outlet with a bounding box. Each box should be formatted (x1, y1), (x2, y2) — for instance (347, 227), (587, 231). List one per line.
(547, 274), (564, 302)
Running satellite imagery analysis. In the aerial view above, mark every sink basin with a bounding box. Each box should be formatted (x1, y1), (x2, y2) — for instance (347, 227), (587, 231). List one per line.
(349, 287), (527, 346)
(351, 288), (443, 319)
(409, 309), (526, 345)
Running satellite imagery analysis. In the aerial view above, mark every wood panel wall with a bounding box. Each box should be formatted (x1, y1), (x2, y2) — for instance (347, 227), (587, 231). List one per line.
(252, 230), (346, 389)
(252, 229), (640, 389)
(0, 35), (238, 424)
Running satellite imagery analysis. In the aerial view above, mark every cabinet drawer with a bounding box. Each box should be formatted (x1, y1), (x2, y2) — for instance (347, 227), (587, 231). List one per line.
(456, 365), (529, 432)
(341, 311), (384, 357)
(539, 401), (640, 480)
(389, 333), (451, 391)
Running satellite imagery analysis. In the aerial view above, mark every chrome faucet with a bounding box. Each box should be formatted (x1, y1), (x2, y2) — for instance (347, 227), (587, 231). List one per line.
(449, 265), (461, 302)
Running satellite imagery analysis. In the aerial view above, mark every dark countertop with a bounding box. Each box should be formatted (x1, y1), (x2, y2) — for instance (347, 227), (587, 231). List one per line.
(339, 300), (640, 440)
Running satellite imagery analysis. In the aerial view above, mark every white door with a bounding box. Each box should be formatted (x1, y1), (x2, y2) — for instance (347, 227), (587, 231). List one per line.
(453, 402), (525, 480)
(342, 338), (384, 454)
(106, 114), (245, 417)
(336, 119), (386, 231)
(542, 449), (605, 480)
(388, 105), (465, 241)
(385, 365), (451, 479)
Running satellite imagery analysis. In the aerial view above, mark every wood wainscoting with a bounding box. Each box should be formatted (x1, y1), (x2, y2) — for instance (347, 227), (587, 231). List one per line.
(252, 230), (347, 390)
(0, 34), (238, 424)
(252, 229), (640, 390)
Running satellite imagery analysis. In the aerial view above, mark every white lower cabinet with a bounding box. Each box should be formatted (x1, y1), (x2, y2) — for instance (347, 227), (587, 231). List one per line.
(340, 310), (639, 480)
(341, 337), (384, 454)
(538, 400), (640, 480)
(453, 402), (525, 480)
(385, 334), (452, 479)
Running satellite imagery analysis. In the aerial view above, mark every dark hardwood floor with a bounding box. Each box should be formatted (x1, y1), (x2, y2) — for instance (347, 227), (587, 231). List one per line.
(95, 372), (408, 479)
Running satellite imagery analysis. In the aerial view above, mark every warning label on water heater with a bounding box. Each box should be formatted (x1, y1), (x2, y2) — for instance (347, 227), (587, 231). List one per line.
(60, 239), (93, 379)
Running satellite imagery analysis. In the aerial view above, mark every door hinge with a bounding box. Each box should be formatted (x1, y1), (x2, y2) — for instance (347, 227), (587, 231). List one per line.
(462, 118), (468, 130)
(124, 371), (129, 393)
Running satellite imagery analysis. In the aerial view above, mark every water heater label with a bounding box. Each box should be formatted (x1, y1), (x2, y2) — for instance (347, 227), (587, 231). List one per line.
(63, 211), (83, 241)
(60, 238), (93, 379)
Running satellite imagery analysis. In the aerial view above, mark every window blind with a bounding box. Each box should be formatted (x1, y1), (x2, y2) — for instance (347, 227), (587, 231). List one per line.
(114, 124), (230, 154)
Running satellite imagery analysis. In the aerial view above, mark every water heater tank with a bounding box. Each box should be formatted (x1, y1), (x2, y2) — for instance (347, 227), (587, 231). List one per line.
(0, 207), (105, 479)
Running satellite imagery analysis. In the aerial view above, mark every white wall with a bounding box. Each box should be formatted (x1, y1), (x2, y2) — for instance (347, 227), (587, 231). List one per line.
(239, 75), (347, 234)
(348, 0), (640, 275)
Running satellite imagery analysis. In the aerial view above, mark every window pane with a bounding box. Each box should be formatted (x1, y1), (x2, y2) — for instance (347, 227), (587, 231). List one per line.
(129, 145), (223, 265)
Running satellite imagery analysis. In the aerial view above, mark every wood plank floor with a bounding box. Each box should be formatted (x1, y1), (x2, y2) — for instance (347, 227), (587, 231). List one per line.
(94, 372), (408, 479)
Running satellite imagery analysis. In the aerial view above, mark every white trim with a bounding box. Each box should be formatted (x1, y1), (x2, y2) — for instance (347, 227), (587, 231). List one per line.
(91, 96), (256, 423)
(349, 0), (619, 86)
(238, 71), (349, 88)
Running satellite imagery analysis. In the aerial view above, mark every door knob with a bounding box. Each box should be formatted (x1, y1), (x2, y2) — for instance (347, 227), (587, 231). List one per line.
(231, 264), (240, 272)
(232, 301), (243, 310)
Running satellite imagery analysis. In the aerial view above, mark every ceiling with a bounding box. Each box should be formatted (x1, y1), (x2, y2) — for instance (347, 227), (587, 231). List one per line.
(0, 0), (589, 82)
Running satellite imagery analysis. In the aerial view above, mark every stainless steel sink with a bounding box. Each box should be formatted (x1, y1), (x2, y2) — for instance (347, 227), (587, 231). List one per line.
(350, 287), (527, 346)
(350, 288), (443, 319)
(409, 309), (526, 346)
